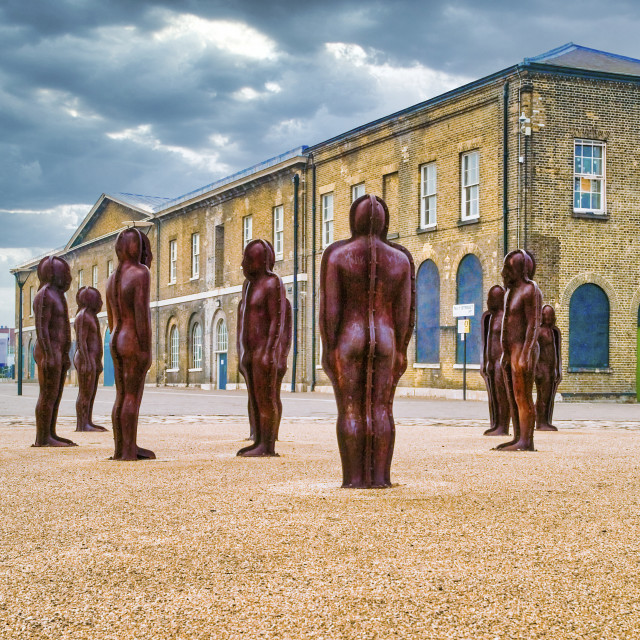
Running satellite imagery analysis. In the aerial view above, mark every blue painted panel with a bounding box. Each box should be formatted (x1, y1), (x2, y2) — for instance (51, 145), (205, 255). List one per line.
(103, 329), (115, 386)
(416, 260), (440, 363)
(218, 353), (227, 390)
(569, 283), (609, 368)
(29, 344), (35, 379)
(456, 254), (483, 365)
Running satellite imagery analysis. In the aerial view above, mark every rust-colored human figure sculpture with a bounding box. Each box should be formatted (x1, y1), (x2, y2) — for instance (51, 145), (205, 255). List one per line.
(106, 228), (155, 461)
(74, 286), (107, 432)
(481, 285), (510, 436)
(535, 304), (562, 431)
(320, 194), (415, 488)
(496, 249), (542, 451)
(33, 256), (77, 447)
(237, 239), (292, 457)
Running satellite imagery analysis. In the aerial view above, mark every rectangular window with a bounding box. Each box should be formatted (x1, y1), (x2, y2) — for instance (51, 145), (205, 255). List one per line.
(107, 259), (113, 278)
(215, 225), (224, 287)
(92, 265), (98, 289)
(273, 205), (284, 261)
(169, 239), (177, 283)
(420, 162), (437, 228)
(191, 233), (200, 279)
(574, 139), (606, 213)
(351, 183), (365, 202)
(322, 193), (334, 248)
(29, 287), (34, 317)
(461, 151), (479, 220)
(243, 215), (253, 249)
(78, 269), (84, 288)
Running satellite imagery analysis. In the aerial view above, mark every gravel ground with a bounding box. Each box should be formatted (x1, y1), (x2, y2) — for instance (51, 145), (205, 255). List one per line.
(1, 415), (640, 639)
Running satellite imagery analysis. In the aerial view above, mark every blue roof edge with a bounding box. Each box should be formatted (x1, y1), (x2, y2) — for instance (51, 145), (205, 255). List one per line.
(525, 42), (640, 66)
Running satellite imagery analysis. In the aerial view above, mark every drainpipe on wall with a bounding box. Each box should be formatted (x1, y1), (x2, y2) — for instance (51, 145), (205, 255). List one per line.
(291, 173), (299, 392)
(502, 81), (510, 256)
(154, 217), (161, 385)
(308, 154), (317, 391)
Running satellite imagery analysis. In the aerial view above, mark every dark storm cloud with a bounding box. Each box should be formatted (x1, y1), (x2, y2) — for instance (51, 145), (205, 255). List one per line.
(2, 0), (640, 324)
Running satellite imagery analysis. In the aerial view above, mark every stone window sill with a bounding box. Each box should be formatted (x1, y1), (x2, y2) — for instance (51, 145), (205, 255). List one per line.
(189, 276), (199, 281)
(168, 281), (176, 286)
(416, 225), (437, 235)
(166, 368), (179, 373)
(188, 368), (203, 372)
(413, 363), (440, 369)
(457, 217), (479, 227)
(567, 366), (612, 373)
(387, 232), (400, 240)
(453, 363), (481, 370)
(572, 210), (609, 221)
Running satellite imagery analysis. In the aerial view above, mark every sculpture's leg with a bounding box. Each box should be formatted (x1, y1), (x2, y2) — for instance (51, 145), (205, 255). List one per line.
(498, 363), (536, 451)
(486, 364), (510, 436)
(334, 356), (367, 488)
(88, 365), (107, 430)
(76, 368), (107, 432)
(536, 366), (558, 431)
(132, 366), (154, 459)
(34, 361), (75, 447)
(483, 367), (498, 435)
(237, 367), (262, 455)
(371, 352), (395, 488)
(495, 358), (520, 450)
(111, 358), (124, 459)
(237, 360), (279, 457)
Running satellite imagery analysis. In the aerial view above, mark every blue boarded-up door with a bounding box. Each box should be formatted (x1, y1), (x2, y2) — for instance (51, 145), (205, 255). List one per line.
(456, 254), (483, 364)
(569, 283), (609, 369)
(416, 260), (440, 364)
(103, 328), (114, 386)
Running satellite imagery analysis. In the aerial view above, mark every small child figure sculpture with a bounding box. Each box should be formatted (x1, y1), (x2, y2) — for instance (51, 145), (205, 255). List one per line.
(481, 285), (510, 436)
(237, 239), (291, 457)
(496, 249), (542, 452)
(535, 304), (562, 431)
(320, 194), (415, 488)
(33, 256), (77, 447)
(106, 227), (155, 461)
(74, 286), (107, 432)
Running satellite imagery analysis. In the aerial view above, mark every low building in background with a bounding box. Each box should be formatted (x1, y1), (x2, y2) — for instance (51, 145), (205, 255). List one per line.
(11, 43), (640, 401)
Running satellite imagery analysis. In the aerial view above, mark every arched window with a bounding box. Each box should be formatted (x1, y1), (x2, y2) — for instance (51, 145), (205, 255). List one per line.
(169, 325), (179, 370)
(416, 260), (440, 364)
(191, 323), (202, 369)
(216, 319), (228, 352)
(456, 254), (483, 365)
(569, 283), (609, 368)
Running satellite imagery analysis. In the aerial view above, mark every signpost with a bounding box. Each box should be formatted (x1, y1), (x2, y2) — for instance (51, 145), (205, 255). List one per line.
(453, 304), (474, 400)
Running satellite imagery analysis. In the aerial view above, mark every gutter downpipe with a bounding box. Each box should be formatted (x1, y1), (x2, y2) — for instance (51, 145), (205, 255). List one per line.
(291, 173), (299, 392)
(154, 217), (161, 385)
(308, 154), (317, 391)
(502, 81), (509, 256)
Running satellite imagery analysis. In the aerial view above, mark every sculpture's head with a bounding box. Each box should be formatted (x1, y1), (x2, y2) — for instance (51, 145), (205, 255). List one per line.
(77, 286), (103, 314)
(242, 239), (269, 281)
(487, 285), (505, 314)
(541, 304), (556, 327)
(38, 256), (71, 291)
(140, 231), (153, 268)
(350, 194), (389, 239)
(501, 249), (531, 287)
(115, 228), (143, 264)
(37, 256), (53, 288)
(524, 249), (536, 279)
(263, 239), (276, 272)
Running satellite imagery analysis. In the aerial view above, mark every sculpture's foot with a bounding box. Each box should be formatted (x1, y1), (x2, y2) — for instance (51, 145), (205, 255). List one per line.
(136, 446), (156, 460)
(536, 423), (558, 432)
(237, 443), (278, 457)
(75, 423), (108, 432)
(33, 435), (77, 447)
(494, 439), (535, 451)
(483, 426), (510, 436)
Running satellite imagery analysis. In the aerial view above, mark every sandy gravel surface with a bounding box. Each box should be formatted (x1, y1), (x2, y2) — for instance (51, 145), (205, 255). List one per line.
(1, 415), (640, 639)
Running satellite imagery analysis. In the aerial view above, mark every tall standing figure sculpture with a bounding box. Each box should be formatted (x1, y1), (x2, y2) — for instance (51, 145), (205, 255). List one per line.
(481, 285), (510, 436)
(535, 304), (562, 431)
(106, 228), (155, 460)
(32, 256), (77, 447)
(237, 239), (292, 457)
(496, 249), (542, 451)
(320, 194), (415, 488)
(74, 286), (107, 432)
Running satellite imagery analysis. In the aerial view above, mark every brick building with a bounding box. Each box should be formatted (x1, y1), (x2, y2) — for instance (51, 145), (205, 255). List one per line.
(12, 43), (640, 400)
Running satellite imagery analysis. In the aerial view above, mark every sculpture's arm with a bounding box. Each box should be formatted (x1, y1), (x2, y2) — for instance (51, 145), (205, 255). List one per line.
(35, 290), (53, 361)
(480, 311), (491, 378)
(133, 267), (151, 354)
(75, 311), (90, 371)
(392, 258), (414, 378)
(263, 277), (280, 367)
(106, 275), (115, 332)
(554, 326), (563, 382)
(319, 248), (341, 371)
(521, 285), (542, 369)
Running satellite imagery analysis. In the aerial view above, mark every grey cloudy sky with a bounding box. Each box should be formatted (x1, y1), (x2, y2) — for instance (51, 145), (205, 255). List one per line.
(2, 0), (640, 325)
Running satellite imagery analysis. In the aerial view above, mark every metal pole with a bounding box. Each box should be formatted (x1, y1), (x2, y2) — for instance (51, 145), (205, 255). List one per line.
(291, 173), (299, 392)
(462, 326), (467, 401)
(17, 282), (23, 396)
(310, 156), (316, 391)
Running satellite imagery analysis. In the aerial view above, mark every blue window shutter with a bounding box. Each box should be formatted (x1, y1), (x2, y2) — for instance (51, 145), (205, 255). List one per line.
(569, 283), (609, 368)
(456, 254), (483, 364)
(416, 260), (440, 363)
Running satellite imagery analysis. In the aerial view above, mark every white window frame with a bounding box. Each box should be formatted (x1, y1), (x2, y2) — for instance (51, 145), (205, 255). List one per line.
(191, 233), (200, 279)
(273, 206), (284, 261)
(574, 139), (606, 214)
(191, 323), (202, 369)
(29, 287), (34, 317)
(243, 215), (253, 249)
(169, 239), (177, 284)
(351, 183), (365, 202)
(216, 319), (228, 352)
(168, 326), (179, 371)
(420, 162), (437, 228)
(322, 193), (334, 248)
(92, 265), (98, 289)
(78, 269), (84, 288)
(461, 151), (480, 221)
(107, 260), (113, 278)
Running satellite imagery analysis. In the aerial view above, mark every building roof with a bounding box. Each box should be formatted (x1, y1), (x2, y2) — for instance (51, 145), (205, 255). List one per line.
(110, 192), (172, 213)
(525, 43), (640, 76)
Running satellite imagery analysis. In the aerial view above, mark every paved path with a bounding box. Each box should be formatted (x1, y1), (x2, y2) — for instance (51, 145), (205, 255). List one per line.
(1, 382), (639, 422)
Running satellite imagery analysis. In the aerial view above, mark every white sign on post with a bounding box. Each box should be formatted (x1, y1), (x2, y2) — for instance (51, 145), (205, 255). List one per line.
(453, 303), (475, 318)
